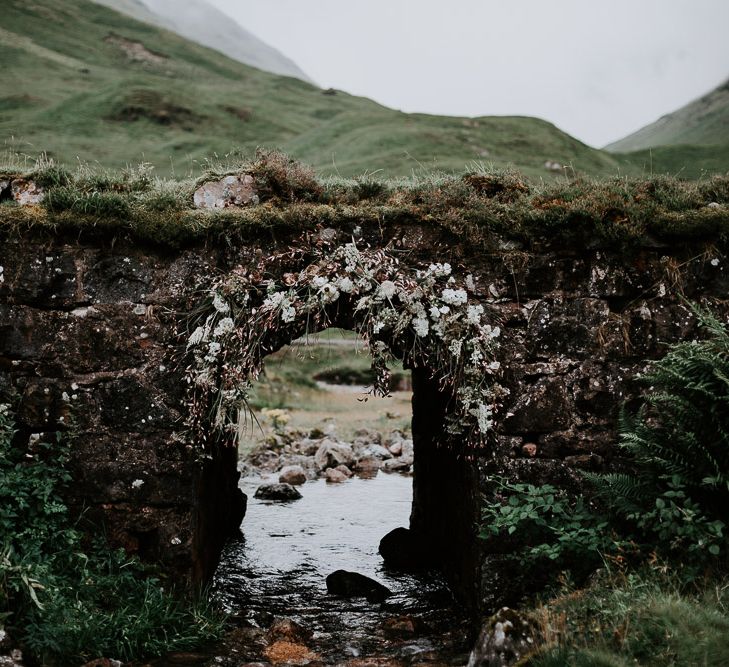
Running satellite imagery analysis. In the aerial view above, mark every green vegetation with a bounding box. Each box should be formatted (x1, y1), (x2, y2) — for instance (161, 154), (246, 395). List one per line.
(529, 569), (729, 667)
(0, 405), (225, 665)
(2, 0), (633, 180)
(1, 152), (728, 250)
(482, 303), (729, 665)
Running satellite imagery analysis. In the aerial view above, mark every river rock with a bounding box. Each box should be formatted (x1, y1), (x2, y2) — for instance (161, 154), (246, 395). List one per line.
(354, 456), (381, 473)
(254, 482), (302, 501)
(325, 468), (348, 483)
(314, 439), (354, 470)
(359, 444), (393, 460)
(352, 427), (382, 446)
(326, 570), (392, 603)
(387, 440), (403, 456)
(296, 437), (323, 456)
(382, 458), (411, 473)
(193, 174), (259, 208)
(265, 641), (318, 665)
(379, 527), (430, 569)
(267, 617), (313, 644)
(382, 615), (417, 639)
(278, 465), (307, 486)
(467, 607), (540, 667)
(334, 464), (353, 477)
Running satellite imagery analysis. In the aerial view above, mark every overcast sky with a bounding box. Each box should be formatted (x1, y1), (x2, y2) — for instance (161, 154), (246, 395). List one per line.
(208, 1), (729, 147)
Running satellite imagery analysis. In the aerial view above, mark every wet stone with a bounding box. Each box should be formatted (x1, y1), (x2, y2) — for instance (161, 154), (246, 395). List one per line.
(254, 482), (302, 501)
(326, 570), (392, 603)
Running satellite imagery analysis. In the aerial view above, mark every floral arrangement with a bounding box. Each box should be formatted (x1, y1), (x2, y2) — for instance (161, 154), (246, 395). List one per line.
(185, 242), (504, 453)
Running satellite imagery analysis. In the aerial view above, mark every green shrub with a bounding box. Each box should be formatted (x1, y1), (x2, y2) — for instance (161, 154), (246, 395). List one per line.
(480, 481), (613, 572)
(0, 405), (225, 665)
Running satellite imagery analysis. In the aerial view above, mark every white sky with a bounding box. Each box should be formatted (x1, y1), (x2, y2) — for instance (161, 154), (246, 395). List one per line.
(208, 0), (729, 147)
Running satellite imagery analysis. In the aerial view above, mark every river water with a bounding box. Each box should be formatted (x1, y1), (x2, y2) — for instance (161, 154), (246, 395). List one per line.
(210, 472), (472, 665)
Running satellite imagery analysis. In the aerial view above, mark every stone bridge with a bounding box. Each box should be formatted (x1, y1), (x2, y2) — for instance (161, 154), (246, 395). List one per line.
(1, 179), (727, 612)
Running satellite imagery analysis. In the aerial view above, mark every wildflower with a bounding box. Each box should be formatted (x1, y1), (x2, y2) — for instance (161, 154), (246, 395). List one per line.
(429, 305), (442, 320)
(376, 280), (397, 301)
(472, 403), (493, 433)
(320, 283), (340, 304)
(281, 305), (296, 322)
(467, 304), (484, 325)
(465, 274), (476, 291)
(483, 325), (501, 339)
(355, 296), (371, 311)
(449, 339), (463, 357)
(131, 479), (144, 489)
(313, 276), (329, 288)
(204, 341), (221, 363)
(488, 360), (501, 371)
(213, 317), (235, 337)
(264, 291), (286, 308)
(412, 316), (429, 337)
(428, 262), (452, 278)
(337, 276), (354, 293)
(441, 288), (468, 306)
(373, 320), (385, 334)
(212, 292), (230, 313)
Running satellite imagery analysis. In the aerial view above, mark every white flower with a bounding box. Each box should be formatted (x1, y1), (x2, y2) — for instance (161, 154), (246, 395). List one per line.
(373, 320), (385, 334)
(429, 305), (442, 320)
(376, 280), (397, 301)
(355, 296), (371, 311)
(428, 262), (452, 278)
(313, 276), (329, 288)
(213, 317), (234, 337)
(264, 291), (286, 308)
(281, 305), (296, 322)
(131, 479), (144, 489)
(471, 349), (483, 364)
(441, 288), (467, 306)
(337, 276), (354, 293)
(320, 283), (340, 304)
(432, 321), (445, 338)
(412, 316), (429, 337)
(467, 304), (484, 325)
(488, 361), (501, 371)
(482, 325), (501, 339)
(711, 258), (720, 267)
(204, 341), (221, 363)
(472, 403), (493, 433)
(465, 274), (476, 291)
(212, 293), (230, 313)
(449, 339), (463, 357)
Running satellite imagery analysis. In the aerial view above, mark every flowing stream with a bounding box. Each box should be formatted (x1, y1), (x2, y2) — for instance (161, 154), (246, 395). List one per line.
(210, 472), (472, 665)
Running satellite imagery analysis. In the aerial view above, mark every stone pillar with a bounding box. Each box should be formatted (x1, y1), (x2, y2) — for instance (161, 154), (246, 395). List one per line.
(410, 368), (480, 610)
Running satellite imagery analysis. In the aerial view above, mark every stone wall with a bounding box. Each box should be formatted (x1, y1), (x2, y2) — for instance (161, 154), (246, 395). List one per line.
(1, 224), (726, 608)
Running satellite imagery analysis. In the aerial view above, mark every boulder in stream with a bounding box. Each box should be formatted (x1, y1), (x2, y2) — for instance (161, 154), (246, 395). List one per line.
(325, 468), (348, 483)
(254, 482), (302, 501)
(314, 439), (354, 470)
(278, 465), (307, 486)
(325, 570), (392, 603)
(379, 527), (431, 569)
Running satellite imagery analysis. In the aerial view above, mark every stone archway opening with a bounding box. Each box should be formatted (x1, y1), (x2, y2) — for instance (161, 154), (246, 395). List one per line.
(187, 243), (502, 613)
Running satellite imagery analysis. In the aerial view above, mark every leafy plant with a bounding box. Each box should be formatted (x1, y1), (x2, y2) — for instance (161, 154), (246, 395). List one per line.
(590, 302), (729, 563)
(480, 481), (612, 570)
(0, 404), (225, 665)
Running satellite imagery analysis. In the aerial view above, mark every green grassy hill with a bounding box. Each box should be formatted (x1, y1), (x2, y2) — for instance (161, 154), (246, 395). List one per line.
(1, 0), (628, 179)
(606, 78), (729, 178)
(606, 78), (729, 152)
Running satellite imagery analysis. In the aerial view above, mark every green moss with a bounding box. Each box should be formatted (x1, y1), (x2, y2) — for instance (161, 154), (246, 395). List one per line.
(1, 154), (728, 251)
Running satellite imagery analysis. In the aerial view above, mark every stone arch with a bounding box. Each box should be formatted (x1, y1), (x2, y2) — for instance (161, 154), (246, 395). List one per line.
(186, 241), (503, 604)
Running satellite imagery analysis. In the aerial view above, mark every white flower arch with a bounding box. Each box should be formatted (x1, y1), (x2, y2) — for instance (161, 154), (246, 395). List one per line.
(185, 242), (504, 453)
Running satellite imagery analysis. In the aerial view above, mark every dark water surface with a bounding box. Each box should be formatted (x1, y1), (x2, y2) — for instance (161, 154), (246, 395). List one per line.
(211, 472), (472, 665)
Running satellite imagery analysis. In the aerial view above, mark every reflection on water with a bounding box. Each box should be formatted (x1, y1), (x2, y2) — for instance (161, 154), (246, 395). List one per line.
(212, 473), (471, 664)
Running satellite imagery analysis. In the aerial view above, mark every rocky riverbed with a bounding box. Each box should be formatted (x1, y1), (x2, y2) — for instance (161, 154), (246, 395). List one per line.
(174, 426), (473, 666)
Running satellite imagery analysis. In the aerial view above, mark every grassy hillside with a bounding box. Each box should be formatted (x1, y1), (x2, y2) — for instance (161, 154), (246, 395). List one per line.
(1, 0), (626, 179)
(94, 0), (314, 83)
(607, 78), (729, 152)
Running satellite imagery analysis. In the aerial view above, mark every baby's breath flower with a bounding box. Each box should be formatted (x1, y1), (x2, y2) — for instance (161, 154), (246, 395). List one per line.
(441, 288), (468, 306)
(412, 316), (429, 337)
